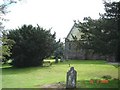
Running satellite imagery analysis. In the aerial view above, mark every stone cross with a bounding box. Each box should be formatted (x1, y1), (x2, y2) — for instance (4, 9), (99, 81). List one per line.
(66, 67), (77, 89)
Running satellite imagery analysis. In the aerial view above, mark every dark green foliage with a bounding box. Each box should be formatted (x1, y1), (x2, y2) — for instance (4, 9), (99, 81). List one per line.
(102, 75), (112, 80)
(77, 17), (117, 55)
(7, 25), (56, 67)
(102, 1), (120, 62)
(75, 1), (120, 62)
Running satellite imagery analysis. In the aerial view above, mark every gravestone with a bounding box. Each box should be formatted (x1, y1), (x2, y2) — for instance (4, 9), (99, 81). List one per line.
(66, 67), (77, 89)
(55, 56), (58, 63)
(60, 56), (64, 62)
(54, 51), (58, 63)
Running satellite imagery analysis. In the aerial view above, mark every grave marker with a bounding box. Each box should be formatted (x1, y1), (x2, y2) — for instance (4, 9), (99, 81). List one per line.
(66, 67), (77, 89)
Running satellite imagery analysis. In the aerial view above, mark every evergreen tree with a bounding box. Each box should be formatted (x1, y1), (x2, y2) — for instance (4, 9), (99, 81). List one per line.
(101, 1), (120, 62)
(7, 25), (57, 67)
(75, 1), (120, 62)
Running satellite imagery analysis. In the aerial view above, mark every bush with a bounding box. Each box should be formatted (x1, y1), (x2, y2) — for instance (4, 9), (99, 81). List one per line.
(102, 75), (112, 80)
(7, 25), (56, 67)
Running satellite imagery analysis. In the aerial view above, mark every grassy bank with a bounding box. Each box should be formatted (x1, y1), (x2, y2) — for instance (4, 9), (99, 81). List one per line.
(1, 60), (119, 88)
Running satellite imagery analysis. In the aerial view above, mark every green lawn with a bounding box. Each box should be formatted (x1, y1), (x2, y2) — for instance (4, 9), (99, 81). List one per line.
(1, 60), (119, 88)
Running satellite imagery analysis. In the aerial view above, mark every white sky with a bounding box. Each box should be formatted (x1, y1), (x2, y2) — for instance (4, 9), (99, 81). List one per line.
(2, 0), (106, 42)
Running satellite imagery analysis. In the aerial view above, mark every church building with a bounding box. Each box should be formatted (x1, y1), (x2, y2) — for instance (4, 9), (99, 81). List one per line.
(64, 22), (106, 60)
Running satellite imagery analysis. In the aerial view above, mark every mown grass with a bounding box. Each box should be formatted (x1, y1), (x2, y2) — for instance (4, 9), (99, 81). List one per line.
(1, 60), (119, 88)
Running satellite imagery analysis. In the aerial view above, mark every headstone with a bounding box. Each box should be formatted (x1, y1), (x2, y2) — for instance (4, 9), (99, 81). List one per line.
(66, 67), (77, 89)
(54, 51), (58, 63)
(60, 56), (64, 62)
(55, 56), (58, 63)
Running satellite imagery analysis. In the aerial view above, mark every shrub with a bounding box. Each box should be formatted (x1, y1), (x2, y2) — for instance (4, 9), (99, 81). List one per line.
(102, 75), (112, 80)
(7, 25), (56, 67)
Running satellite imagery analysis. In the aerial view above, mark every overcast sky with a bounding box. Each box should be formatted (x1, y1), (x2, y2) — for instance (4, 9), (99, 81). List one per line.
(2, 0), (107, 42)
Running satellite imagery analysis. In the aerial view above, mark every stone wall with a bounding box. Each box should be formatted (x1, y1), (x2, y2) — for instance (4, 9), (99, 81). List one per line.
(65, 40), (106, 60)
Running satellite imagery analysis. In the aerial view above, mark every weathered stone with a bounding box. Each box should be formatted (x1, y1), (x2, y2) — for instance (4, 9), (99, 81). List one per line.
(60, 56), (64, 62)
(55, 56), (58, 63)
(66, 67), (77, 89)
